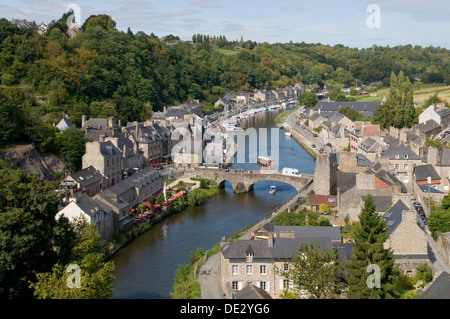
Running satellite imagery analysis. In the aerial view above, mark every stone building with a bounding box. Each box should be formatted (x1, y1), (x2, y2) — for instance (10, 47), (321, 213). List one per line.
(379, 144), (423, 185)
(94, 166), (163, 233)
(219, 228), (348, 299)
(383, 200), (430, 275)
(81, 115), (121, 141)
(123, 123), (164, 165)
(59, 165), (105, 198)
(337, 166), (406, 222)
(82, 140), (123, 188)
(105, 136), (144, 176)
(56, 194), (114, 242)
(427, 148), (450, 193)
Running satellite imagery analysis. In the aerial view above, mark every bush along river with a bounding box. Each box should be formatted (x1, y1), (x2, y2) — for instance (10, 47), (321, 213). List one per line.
(110, 107), (316, 299)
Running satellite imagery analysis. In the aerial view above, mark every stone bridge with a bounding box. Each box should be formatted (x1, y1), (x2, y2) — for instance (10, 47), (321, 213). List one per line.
(182, 169), (314, 193)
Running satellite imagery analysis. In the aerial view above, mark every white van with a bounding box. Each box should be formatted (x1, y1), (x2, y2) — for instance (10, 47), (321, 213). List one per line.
(282, 167), (301, 176)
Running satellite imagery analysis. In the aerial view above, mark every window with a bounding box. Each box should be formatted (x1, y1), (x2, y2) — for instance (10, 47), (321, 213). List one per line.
(260, 265), (266, 275)
(246, 253), (253, 262)
(404, 154), (408, 159)
(260, 281), (267, 290)
(246, 265), (253, 275)
(232, 281), (239, 291)
(283, 280), (293, 289)
(404, 164), (408, 169)
(395, 164), (399, 169)
(283, 263), (289, 271)
(232, 265), (239, 276)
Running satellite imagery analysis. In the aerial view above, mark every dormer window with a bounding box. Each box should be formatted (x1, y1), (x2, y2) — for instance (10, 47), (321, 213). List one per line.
(404, 154), (408, 159)
(246, 253), (253, 262)
(395, 154), (400, 159)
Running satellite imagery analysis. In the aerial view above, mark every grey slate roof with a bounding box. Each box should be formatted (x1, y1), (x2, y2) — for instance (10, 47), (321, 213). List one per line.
(382, 144), (421, 160)
(221, 237), (332, 260)
(413, 164), (441, 181)
(72, 194), (112, 217)
(355, 153), (372, 167)
(419, 271), (450, 299)
(56, 118), (73, 131)
(382, 199), (411, 234)
(437, 149), (450, 167)
(234, 284), (273, 299)
(100, 141), (122, 158)
(337, 172), (357, 194)
(362, 195), (392, 213)
(70, 165), (104, 188)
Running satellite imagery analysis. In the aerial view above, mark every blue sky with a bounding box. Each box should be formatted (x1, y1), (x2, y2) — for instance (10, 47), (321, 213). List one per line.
(1, 0), (449, 48)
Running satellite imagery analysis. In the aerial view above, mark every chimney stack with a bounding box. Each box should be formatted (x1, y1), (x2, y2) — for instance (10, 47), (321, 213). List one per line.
(268, 233), (274, 247)
(82, 115), (87, 128)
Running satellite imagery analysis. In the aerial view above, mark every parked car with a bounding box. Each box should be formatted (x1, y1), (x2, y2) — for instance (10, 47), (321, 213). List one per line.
(311, 144), (317, 149)
(302, 125), (306, 129)
(413, 202), (421, 207)
(296, 121), (300, 125)
(319, 148), (324, 154)
(156, 165), (164, 170)
(313, 133), (318, 137)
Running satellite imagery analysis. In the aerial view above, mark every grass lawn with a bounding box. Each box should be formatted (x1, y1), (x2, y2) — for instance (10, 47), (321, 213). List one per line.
(352, 84), (450, 105)
(411, 84), (450, 104)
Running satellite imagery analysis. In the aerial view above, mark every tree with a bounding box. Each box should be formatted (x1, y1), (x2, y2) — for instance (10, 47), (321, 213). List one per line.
(31, 218), (115, 299)
(298, 91), (318, 108)
(346, 195), (398, 299)
(1, 73), (14, 85)
(59, 128), (90, 172)
(82, 14), (116, 31)
(385, 71), (415, 128)
(0, 167), (75, 298)
(280, 242), (345, 299)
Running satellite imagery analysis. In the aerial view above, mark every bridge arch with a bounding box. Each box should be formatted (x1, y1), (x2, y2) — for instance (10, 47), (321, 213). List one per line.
(183, 169), (313, 194)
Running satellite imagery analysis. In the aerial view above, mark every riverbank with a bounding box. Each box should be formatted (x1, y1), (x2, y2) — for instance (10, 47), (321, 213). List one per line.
(105, 177), (220, 260)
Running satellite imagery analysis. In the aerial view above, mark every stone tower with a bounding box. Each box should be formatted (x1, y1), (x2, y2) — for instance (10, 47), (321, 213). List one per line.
(313, 153), (338, 195)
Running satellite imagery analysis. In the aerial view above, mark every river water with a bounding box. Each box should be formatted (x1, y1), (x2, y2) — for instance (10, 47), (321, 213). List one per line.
(110, 107), (316, 299)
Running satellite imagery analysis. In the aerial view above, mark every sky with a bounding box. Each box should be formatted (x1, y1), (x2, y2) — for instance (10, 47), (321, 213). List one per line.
(1, 0), (449, 49)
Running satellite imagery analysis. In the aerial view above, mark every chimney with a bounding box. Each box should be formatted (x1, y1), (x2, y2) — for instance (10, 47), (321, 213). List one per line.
(108, 117), (114, 130)
(82, 115), (87, 128)
(427, 147), (439, 166)
(123, 144), (128, 158)
(268, 233), (274, 247)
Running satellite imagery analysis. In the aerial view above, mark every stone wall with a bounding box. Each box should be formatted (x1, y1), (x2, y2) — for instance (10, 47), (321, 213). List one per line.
(436, 232), (450, 266)
(385, 210), (428, 255)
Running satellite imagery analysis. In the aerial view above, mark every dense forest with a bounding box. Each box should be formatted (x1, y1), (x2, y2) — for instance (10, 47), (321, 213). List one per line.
(1, 13), (449, 152)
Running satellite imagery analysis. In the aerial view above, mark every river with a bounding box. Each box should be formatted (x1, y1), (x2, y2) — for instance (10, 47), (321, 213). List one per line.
(110, 106), (316, 299)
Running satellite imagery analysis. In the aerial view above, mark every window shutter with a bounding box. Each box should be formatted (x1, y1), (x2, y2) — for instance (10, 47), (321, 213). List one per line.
(238, 281), (242, 290)
(280, 280), (283, 289)
(256, 281), (260, 288)
(267, 281), (270, 291)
